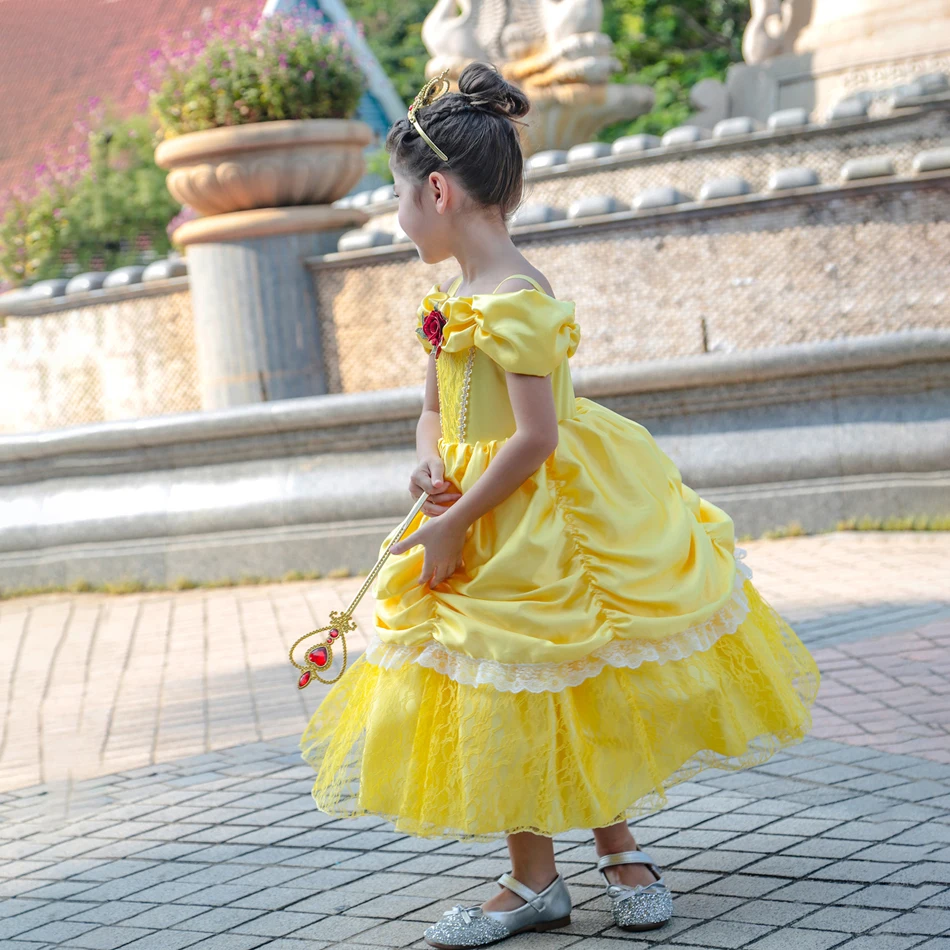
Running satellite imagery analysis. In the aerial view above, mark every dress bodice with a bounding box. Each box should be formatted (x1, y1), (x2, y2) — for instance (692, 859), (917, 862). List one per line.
(415, 278), (581, 444)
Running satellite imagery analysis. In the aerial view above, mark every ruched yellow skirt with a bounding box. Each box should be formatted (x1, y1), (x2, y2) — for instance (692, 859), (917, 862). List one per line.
(301, 581), (818, 840)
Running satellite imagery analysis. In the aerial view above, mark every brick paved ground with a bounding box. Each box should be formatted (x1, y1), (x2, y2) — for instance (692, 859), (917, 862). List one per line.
(1, 532), (950, 949)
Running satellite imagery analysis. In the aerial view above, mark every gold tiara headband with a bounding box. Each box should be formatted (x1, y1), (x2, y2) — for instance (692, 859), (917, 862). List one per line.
(408, 68), (451, 162)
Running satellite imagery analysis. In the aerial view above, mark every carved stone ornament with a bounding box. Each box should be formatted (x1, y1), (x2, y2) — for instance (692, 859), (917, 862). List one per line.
(420, 0), (653, 154)
(742, 0), (796, 65)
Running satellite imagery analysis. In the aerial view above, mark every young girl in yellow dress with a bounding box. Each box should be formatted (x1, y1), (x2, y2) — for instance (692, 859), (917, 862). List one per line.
(301, 62), (819, 949)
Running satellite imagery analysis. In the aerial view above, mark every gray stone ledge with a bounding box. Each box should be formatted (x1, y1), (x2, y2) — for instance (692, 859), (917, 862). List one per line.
(566, 142), (612, 163)
(519, 100), (950, 184)
(2, 384), (948, 578)
(65, 272), (109, 295)
(713, 117), (759, 138)
(661, 125), (709, 147)
(768, 167), (820, 191)
(510, 204), (567, 228)
(840, 155), (897, 182)
(0, 276), (191, 318)
(611, 134), (661, 155)
(3, 331), (949, 582)
(827, 98), (870, 122)
(699, 176), (752, 201)
(3, 331), (947, 477)
(767, 108), (810, 131)
(337, 229), (393, 252)
(371, 184), (395, 204)
(102, 265), (146, 289)
(5, 470), (947, 587)
(348, 102), (950, 216)
(525, 149), (568, 170)
(26, 278), (69, 300)
(143, 258), (188, 282)
(309, 172), (950, 270)
(349, 190), (374, 208)
(571, 330), (950, 401)
(914, 147), (950, 173)
(567, 195), (628, 218)
(348, 102), (950, 219)
(889, 81), (927, 109)
(0, 387), (424, 468)
(920, 72), (950, 94)
(633, 186), (690, 210)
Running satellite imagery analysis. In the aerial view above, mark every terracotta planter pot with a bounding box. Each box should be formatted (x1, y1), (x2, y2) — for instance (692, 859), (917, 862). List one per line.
(155, 119), (374, 216)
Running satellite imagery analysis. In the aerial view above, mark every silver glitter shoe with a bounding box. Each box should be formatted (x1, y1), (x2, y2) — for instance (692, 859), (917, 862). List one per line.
(597, 849), (673, 932)
(424, 871), (572, 949)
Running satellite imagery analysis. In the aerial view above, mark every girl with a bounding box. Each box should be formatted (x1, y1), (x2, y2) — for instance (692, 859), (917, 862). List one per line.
(301, 63), (819, 949)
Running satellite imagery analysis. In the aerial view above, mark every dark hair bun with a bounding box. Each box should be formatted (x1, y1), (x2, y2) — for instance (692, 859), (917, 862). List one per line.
(458, 62), (530, 120)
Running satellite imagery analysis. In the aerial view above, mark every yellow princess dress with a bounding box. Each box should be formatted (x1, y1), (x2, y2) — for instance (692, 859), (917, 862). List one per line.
(301, 276), (820, 841)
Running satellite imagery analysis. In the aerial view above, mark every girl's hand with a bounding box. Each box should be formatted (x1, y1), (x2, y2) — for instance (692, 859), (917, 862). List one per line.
(390, 513), (467, 589)
(410, 455), (462, 517)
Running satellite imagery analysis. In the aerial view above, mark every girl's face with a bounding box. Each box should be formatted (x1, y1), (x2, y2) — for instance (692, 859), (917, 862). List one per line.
(391, 161), (455, 265)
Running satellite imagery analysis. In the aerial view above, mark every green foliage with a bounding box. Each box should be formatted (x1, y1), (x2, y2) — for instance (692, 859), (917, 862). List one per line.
(762, 521), (806, 540)
(836, 514), (950, 532)
(344, 0), (432, 103)
(601, 0), (749, 138)
(365, 146), (394, 183)
(346, 1), (749, 138)
(149, 14), (365, 137)
(0, 112), (180, 287)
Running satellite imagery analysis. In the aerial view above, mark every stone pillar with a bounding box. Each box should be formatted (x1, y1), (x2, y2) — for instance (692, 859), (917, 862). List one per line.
(175, 206), (366, 409)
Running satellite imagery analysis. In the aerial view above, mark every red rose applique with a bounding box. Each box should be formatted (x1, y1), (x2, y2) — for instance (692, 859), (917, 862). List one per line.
(421, 308), (447, 357)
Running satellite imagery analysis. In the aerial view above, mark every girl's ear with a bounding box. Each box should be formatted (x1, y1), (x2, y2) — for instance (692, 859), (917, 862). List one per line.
(428, 171), (451, 215)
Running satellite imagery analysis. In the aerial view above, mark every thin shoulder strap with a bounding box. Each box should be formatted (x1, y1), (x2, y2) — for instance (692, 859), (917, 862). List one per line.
(492, 273), (545, 294)
(448, 275), (464, 295)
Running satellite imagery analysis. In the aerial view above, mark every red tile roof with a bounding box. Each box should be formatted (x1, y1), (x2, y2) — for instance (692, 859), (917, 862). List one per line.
(0, 0), (265, 191)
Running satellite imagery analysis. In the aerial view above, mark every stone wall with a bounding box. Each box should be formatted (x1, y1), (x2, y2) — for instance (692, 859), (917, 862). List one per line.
(0, 281), (199, 433)
(310, 176), (950, 394)
(359, 102), (950, 236)
(2, 331), (946, 588)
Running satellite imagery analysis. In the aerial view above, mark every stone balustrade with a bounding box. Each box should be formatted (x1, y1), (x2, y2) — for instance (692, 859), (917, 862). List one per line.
(1, 330), (947, 590)
(340, 87), (950, 239)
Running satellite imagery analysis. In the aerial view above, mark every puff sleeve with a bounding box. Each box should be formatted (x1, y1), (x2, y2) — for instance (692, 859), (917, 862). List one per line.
(469, 290), (580, 377)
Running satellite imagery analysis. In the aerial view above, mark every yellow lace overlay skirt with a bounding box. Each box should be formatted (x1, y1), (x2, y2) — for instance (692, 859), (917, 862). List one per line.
(301, 581), (819, 840)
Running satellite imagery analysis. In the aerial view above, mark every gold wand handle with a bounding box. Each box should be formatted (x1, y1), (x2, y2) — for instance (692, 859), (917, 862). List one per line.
(290, 491), (430, 688)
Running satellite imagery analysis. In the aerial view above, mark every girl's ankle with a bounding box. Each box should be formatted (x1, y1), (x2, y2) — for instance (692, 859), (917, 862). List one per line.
(512, 869), (559, 893)
(594, 834), (638, 857)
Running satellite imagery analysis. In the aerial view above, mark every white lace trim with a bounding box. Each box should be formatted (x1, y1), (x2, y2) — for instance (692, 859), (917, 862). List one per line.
(365, 549), (753, 694)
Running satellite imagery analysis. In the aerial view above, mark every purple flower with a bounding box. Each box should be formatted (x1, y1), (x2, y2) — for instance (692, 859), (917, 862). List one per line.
(304, 70), (314, 82)
(149, 48), (162, 63)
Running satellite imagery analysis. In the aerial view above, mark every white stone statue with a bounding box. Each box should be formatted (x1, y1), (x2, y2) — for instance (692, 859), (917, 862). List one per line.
(742, 0), (796, 64)
(421, 0), (653, 154)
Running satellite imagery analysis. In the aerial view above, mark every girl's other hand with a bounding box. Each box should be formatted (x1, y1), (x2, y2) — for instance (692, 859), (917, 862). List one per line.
(389, 513), (467, 589)
(410, 455), (462, 517)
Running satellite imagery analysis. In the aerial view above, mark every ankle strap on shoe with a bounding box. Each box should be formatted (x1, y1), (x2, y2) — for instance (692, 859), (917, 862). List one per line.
(596, 850), (661, 883)
(597, 850), (655, 870)
(497, 872), (545, 911)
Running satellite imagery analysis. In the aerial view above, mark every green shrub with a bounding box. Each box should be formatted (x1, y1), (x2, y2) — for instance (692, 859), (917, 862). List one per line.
(0, 110), (179, 287)
(149, 13), (365, 138)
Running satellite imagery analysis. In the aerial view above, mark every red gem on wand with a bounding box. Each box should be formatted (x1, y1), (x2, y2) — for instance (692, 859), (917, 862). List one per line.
(298, 670), (312, 689)
(328, 628), (340, 639)
(308, 647), (329, 668)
